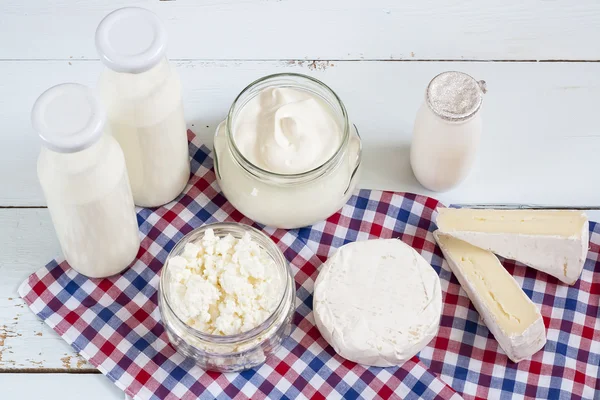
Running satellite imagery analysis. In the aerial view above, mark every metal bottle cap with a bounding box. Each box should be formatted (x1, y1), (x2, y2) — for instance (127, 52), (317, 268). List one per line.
(426, 71), (487, 122)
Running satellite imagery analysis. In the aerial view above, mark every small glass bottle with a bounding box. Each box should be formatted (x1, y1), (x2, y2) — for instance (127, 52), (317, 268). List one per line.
(32, 83), (140, 278)
(410, 71), (487, 192)
(96, 7), (190, 207)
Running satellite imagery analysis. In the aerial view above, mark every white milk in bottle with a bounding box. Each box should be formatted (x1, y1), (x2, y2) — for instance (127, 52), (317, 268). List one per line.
(96, 7), (190, 207)
(410, 71), (486, 192)
(33, 83), (140, 278)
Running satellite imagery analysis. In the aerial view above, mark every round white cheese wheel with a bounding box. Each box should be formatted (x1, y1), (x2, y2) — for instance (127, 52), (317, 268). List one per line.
(313, 238), (442, 367)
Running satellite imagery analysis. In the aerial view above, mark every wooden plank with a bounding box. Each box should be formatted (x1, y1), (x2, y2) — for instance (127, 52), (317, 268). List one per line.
(0, 209), (95, 371)
(2, 60), (600, 207)
(1, 0), (599, 61)
(0, 374), (123, 400)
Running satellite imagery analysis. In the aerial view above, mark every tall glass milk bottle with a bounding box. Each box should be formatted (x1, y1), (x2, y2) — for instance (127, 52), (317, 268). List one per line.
(32, 83), (140, 278)
(410, 71), (486, 192)
(95, 7), (190, 207)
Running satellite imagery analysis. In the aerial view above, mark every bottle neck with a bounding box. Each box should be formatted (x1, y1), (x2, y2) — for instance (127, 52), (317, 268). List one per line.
(41, 135), (107, 174)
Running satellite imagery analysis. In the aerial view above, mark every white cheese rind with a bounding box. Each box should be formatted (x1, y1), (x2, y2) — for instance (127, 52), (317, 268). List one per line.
(434, 231), (546, 363)
(437, 209), (589, 284)
(313, 239), (442, 367)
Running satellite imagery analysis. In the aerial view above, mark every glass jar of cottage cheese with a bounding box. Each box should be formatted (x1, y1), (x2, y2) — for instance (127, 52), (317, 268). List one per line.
(158, 222), (296, 372)
(214, 73), (362, 229)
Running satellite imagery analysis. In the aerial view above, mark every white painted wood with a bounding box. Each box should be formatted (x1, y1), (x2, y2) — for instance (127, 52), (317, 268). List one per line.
(1, 0), (599, 61)
(0, 374), (122, 399)
(3, 60), (599, 207)
(2, 1), (599, 397)
(0, 209), (95, 371)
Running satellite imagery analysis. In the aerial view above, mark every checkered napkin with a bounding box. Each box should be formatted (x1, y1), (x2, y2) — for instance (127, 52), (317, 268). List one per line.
(19, 131), (599, 399)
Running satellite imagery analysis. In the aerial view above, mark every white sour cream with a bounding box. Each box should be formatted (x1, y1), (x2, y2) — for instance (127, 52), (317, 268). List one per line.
(233, 87), (342, 174)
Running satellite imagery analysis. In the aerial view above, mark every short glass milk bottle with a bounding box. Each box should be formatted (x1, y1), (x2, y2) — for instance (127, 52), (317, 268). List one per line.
(32, 83), (140, 278)
(96, 7), (190, 207)
(410, 71), (486, 192)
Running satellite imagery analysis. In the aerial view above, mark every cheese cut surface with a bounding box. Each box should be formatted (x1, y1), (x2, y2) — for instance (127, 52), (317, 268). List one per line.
(436, 208), (589, 284)
(434, 232), (546, 363)
(313, 239), (442, 367)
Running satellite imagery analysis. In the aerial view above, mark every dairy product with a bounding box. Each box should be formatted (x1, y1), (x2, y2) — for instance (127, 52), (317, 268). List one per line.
(33, 83), (140, 278)
(411, 71), (485, 192)
(167, 228), (283, 335)
(313, 239), (442, 367)
(233, 86), (342, 174)
(214, 74), (362, 229)
(96, 8), (190, 207)
(434, 232), (546, 362)
(436, 208), (589, 284)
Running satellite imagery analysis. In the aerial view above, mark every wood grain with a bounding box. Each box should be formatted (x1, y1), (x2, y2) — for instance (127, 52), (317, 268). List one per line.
(0, 373), (122, 399)
(0, 209), (95, 371)
(1, 0), (599, 61)
(3, 60), (600, 207)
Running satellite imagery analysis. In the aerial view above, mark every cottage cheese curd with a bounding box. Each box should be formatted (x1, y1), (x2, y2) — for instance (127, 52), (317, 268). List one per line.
(167, 228), (284, 335)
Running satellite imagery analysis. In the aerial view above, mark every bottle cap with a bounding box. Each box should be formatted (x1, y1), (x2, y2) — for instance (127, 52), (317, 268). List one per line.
(426, 71), (486, 121)
(31, 83), (106, 153)
(95, 7), (168, 73)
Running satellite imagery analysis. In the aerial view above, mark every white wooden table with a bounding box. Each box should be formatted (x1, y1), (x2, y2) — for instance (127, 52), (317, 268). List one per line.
(2, 1), (600, 398)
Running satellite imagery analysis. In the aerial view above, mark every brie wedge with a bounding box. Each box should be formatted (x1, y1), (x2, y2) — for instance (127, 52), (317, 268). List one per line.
(434, 232), (546, 363)
(313, 239), (442, 367)
(436, 208), (589, 284)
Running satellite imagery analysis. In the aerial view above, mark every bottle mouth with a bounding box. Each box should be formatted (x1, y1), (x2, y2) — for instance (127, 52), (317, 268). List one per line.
(425, 71), (486, 122)
(159, 222), (294, 349)
(225, 73), (350, 184)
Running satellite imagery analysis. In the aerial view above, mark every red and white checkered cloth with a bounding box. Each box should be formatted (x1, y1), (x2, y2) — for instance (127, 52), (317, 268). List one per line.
(19, 132), (600, 399)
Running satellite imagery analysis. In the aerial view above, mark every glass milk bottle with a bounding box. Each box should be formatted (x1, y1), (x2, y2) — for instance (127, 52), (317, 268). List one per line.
(96, 7), (190, 207)
(32, 83), (140, 278)
(410, 71), (486, 192)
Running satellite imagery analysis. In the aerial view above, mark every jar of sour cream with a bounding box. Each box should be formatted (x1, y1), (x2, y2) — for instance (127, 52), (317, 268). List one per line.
(214, 73), (362, 229)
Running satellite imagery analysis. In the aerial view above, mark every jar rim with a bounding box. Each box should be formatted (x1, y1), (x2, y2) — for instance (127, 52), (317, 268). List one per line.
(159, 222), (294, 347)
(225, 73), (350, 182)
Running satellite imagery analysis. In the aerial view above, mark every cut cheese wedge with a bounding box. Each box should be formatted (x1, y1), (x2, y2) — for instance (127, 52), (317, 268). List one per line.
(436, 208), (589, 284)
(434, 231), (546, 363)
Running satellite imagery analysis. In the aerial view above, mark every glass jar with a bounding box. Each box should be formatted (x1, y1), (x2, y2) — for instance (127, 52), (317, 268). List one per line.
(33, 83), (140, 278)
(214, 73), (362, 229)
(96, 7), (190, 207)
(159, 222), (296, 372)
(410, 71), (487, 192)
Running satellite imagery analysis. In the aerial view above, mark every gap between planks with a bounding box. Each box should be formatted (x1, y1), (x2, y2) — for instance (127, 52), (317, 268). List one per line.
(0, 368), (100, 374)
(0, 58), (600, 63)
(0, 206), (46, 209)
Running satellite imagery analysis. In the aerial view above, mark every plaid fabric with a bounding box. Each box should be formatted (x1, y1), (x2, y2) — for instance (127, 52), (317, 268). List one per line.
(19, 131), (599, 399)
(298, 194), (600, 400)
